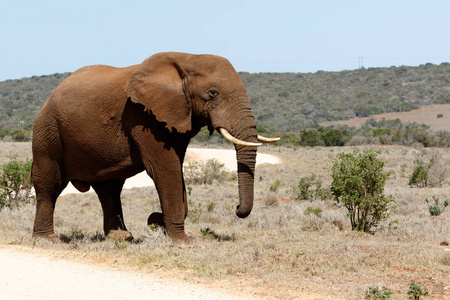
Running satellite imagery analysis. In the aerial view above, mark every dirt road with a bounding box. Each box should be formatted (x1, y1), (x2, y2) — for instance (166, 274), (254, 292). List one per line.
(0, 246), (253, 300)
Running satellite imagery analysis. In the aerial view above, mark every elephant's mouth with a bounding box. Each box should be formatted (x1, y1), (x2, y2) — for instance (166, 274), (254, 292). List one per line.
(218, 127), (280, 147)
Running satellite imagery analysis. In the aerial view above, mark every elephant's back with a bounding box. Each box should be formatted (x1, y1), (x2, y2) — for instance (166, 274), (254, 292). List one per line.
(36, 64), (138, 150)
(53, 64), (138, 104)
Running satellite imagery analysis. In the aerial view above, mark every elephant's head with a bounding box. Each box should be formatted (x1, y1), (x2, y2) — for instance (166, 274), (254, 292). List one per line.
(125, 52), (278, 218)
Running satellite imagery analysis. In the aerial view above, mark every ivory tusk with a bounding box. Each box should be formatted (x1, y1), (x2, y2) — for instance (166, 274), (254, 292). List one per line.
(257, 135), (281, 143)
(219, 128), (262, 147)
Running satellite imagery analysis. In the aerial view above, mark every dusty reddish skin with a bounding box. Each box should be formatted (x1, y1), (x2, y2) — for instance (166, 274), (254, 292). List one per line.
(29, 52), (258, 243)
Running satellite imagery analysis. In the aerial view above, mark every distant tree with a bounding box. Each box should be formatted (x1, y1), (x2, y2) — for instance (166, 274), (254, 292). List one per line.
(320, 128), (350, 146)
(299, 129), (323, 146)
(354, 104), (372, 117)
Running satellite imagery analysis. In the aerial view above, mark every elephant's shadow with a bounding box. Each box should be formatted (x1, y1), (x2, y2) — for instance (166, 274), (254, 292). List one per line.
(200, 227), (236, 242)
(59, 231), (105, 243)
(59, 232), (146, 244)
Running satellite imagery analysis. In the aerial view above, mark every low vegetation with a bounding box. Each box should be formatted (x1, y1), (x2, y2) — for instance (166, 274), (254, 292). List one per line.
(193, 117), (450, 149)
(183, 158), (230, 185)
(407, 281), (430, 299)
(425, 196), (448, 217)
(293, 174), (330, 201)
(364, 286), (392, 300)
(0, 143), (448, 299)
(0, 155), (33, 209)
(409, 152), (448, 188)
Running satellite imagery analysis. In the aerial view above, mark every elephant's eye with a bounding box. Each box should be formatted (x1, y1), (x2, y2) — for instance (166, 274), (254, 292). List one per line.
(208, 89), (218, 99)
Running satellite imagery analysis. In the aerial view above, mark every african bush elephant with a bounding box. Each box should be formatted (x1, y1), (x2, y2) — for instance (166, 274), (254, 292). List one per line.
(27, 52), (278, 242)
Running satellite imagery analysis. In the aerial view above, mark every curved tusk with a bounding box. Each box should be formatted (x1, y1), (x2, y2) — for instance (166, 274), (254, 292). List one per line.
(219, 128), (262, 147)
(257, 135), (281, 143)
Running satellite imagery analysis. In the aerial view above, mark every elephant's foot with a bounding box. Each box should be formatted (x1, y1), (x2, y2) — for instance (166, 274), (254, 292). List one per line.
(147, 212), (165, 228)
(148, 212), (190, 243)
(33, 232), (60, 243)
(107, 229), (133, 242)
(168, 232), (191, 243)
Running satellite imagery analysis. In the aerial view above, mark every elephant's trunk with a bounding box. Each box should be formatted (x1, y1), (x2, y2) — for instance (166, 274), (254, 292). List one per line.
(212, 96), (258, 219)
(235, 144), (257, 218)
(231, 110), (258, 218)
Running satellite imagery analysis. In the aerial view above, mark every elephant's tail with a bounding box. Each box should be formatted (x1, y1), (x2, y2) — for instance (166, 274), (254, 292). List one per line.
(21, 166), (32, 189)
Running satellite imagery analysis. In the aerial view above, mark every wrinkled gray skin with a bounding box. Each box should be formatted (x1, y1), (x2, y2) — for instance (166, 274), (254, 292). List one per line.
(29, 52), (260, 242)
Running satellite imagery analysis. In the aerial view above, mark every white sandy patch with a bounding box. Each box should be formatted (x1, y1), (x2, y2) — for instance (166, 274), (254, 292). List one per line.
(185, 148), (280, 171)
(60, 148), (279, 196)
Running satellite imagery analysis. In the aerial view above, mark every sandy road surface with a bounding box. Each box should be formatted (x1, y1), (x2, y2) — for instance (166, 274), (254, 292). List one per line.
(0, 246), (254, 300)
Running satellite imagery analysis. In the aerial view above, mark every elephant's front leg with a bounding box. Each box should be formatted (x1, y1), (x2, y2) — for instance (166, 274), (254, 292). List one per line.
(153, 168), (190, 243)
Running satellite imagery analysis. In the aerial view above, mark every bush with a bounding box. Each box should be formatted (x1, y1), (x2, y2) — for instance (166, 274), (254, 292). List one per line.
(303, 206), (322, 218)
(364, 286), (392, 299)
(425, 196), (448, 216)
(407, 281), (429, 299)
(294, 174), (330, 200)
(409, 164), (429, 187)
(269, 179), (282, 193)
(184, 159), (228, 185)
(321, 128), (346, 146)
(0, 155), (33, 209)
(331, 150), (395, 233)
(299, 129), (324, 146)
(409, 153), (448, 188)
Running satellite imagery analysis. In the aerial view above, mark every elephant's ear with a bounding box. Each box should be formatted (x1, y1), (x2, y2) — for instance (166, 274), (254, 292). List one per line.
(125, 52), (192, 133)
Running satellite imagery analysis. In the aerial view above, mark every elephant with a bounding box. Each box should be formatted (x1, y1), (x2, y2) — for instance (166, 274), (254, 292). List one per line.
(26, 52), (279, 243)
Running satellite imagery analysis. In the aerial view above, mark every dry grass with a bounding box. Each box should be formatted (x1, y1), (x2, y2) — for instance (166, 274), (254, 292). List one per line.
(0, 142), (31, 164)
(0, 142), (449, 299)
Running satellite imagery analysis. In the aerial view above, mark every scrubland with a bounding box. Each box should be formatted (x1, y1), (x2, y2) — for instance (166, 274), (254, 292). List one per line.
(0, 142), (449, 299)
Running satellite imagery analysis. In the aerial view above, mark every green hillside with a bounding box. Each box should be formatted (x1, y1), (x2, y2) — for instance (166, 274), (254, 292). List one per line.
(0, 73), (71, 140)
(243, 62), (450, 133)
(1, 62), (449, 141)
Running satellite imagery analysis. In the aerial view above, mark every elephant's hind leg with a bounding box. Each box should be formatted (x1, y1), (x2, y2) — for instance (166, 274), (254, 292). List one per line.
(32, 160), (67, 242)
(91, 179), (133, 241)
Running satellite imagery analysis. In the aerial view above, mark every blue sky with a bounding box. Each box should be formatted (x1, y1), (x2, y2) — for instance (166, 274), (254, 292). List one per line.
(1, 0), (449, 81)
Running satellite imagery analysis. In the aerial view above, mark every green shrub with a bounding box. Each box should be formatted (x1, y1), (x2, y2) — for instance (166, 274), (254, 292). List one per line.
(207, 202), (216, 212)
(0, 155), (33, 209)
(409, 153), (447, 188)
(294, 174), (330, 200)
(321, 128), (346, 146)
(437, 113), (443, 118)
(299, 129), (324, 146)
(200, 227), (235, 242)
(407, 281), (429, 299)
(184, 159), (228, 185)
(425, 196), (448, 216)
(296, 175), (316, 200)
(187, 200), (201, 223)
(364, 286), (392, 299)
(331, 150), (395, 233)
(409, 164), (429, 187)
(303, 206), (322, 218)
(269, 179), (282, 193)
